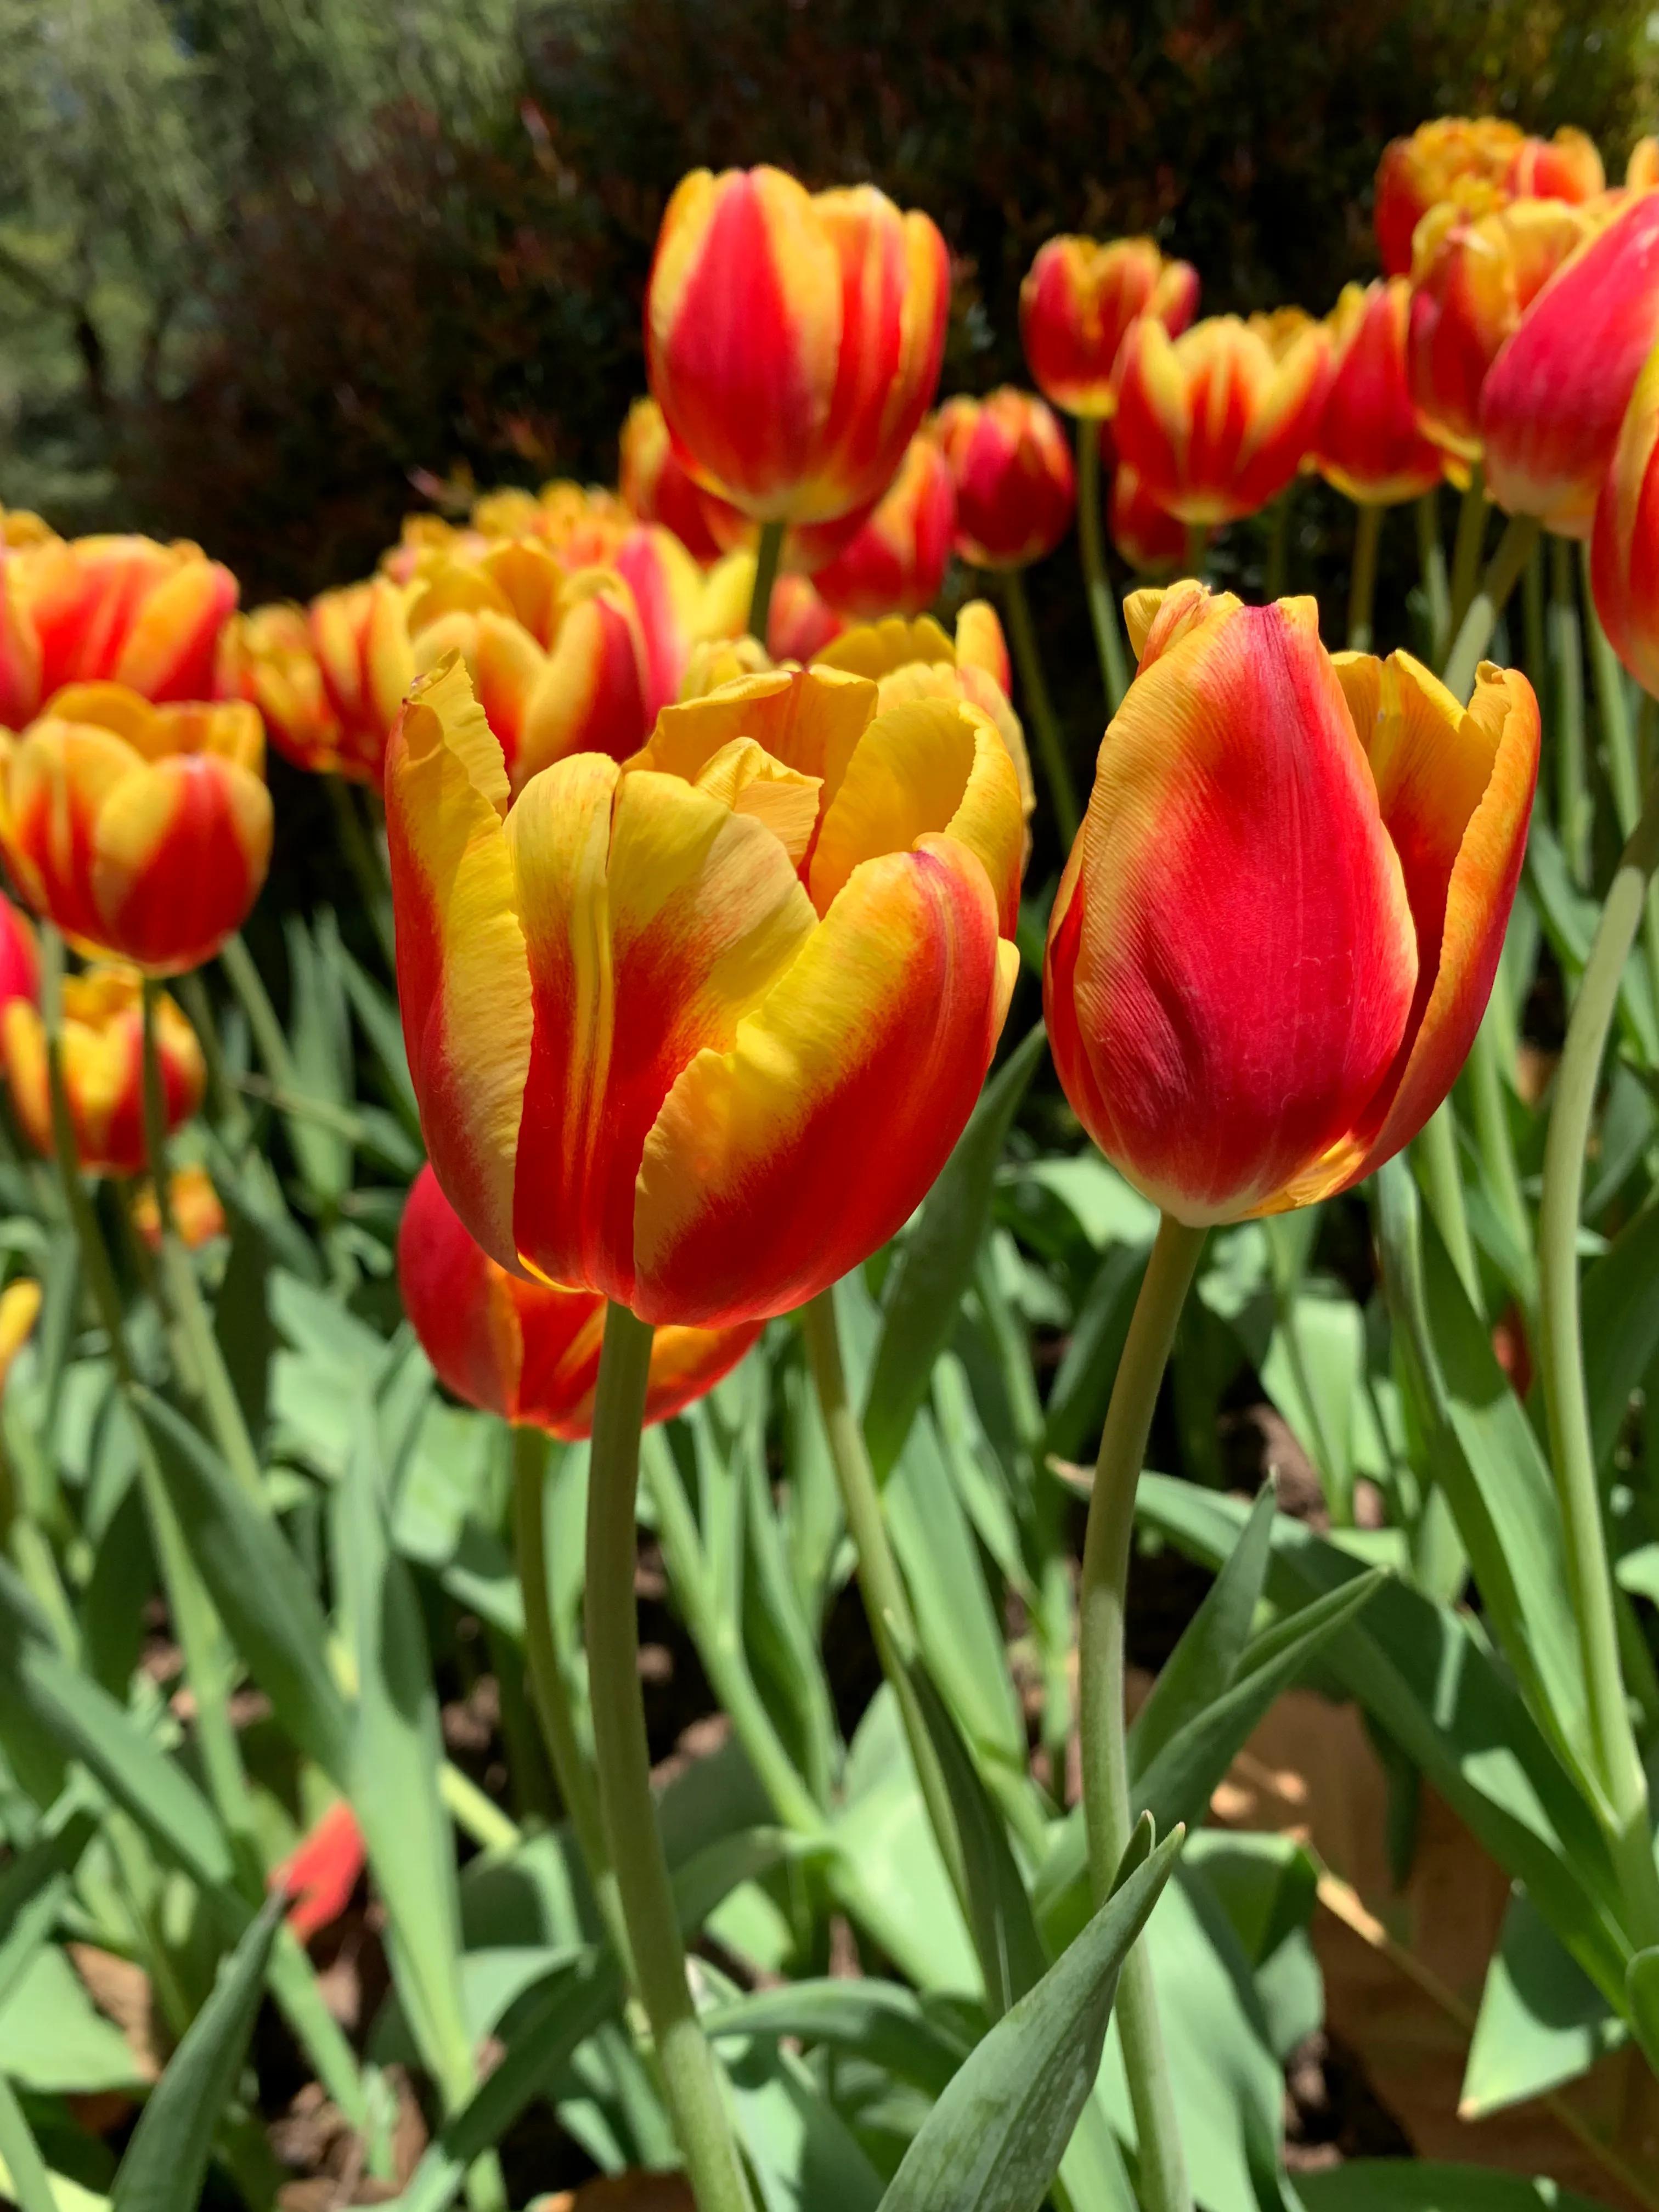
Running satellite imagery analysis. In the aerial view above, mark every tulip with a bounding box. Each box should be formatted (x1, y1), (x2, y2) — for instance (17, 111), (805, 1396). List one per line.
(3, 963), (205, 1176)
(619, 397), (726, 563)
(1111, 314), (1331, 528)
(1108, 454), (1186, 575)
(1, 685), (272, 975)
(937, 390), (1075, 568)
(0, 533), (239, 732)
(0, 1277), (40, 1401)
(1591, 337), (1659, 696)
(1374, 116), (1524, 276)
(767, 573), (845, 662)
(1482, 191), (1659, 539)
(1507, 127), (1605, 205)
(0, 893), (38, 1014)
(1019, 235), (1200, 420)
(1630, 137), (1659, 194)
(1313, 280), (1445, 506)
(386, 653), (1022, 1327)
(219, 579), (413, 785)
(132, 1164), (227, 1254)
(646, 166), (950, 526)
(1407, 197), (1604, 464)
(272, 1801), (366, 1945)
(812, 432), (957, 618)
(610, 526), (748, 721)
(400, 1163), (760, 1437)
(471, 482), (630, 571)
(1045, 582), (1538, 1222)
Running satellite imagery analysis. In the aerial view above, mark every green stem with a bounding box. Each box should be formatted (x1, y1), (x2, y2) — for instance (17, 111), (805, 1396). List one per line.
(1263, 493), (1290, 601)
(1415, 489), (1451, 667)
(748, 520), (786, 645)
(325, 776), (396, 968)
(510, 1424), (634, 1977)
(1463, 1007), (1536, 1312)
(1448, 463), (1487, 639)
(586, 1302), (754, 2212)
(1001, 566), (1080, 848)
(1347, 502), (1384, 653)
(1183, 521), (1209, 580)
(1538, 770), (1659, 1945)
(1075, 418), (1131, 714)
(1442, 513), (1541, 703)
(177, 970), (252, 1150)
(1584, 544), (1659, 1045)
(1523, 538), (1547, 699)
(1412, 1098), (1482, 1314)
(798, 1287), (969, 1906)
(1551, 535), (1590, 889)
(1079, 1214), (1205, 2212)
(219, 930), (300, 1091)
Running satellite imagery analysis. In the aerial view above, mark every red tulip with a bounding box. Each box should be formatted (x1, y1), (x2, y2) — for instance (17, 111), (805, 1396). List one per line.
(937, 391), (1075, 569)
(1313, 279), (1445, 505)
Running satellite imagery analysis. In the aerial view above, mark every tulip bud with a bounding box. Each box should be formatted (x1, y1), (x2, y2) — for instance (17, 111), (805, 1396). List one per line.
(619, 397), (726, 562)
(937, 390), (1075, 569)
(3, 963), (205, 1176)
(0, 1278), (40, 1402)
(1, 685), (273, 975)
(1374, 116), (1524, 276)
(1045, 583), (1538, 1222)
(812, 432), (956, 618)
(1591, 337), (1659, 696)
(1313, 280), (1445, 505)
(1482, 190), (1659, 538)
(1113, 315), (1331, 527)
(132, 1164), (227, 1254)
(1020, 236), (1200, 419)
(647, 167), (949, 527)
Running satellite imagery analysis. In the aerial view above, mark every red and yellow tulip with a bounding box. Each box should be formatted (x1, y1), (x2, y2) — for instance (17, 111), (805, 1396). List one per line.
(1313, 279), (1446, 505)
(812, 431), (957, 619)
(0, 893), (38, 1014)
(1506, 127), (1605, 206)
(1045, 582), (1538, 1223)
(3, 963), (205, 1176)
(1107, 453), (1186, 575)
(132, 1164), (228, 1254)
(0, 1277), (40, 1401)
(1, 685), (272, 975)
(1019, 236), (1199, 419)
(1590, 337), (1659, 697)
(937, 390), (1075, 569)
(399, 1163), (761, 1436)
(646, 166), (950, 526)
(219, 578), (413, 785)
(1111, 313), (1332, 527)
(1481, 190), (1659, 538)
(619, 397), (726, 562)
(1373, 116), (1525, 276)
(386, 653), (1022, 1327)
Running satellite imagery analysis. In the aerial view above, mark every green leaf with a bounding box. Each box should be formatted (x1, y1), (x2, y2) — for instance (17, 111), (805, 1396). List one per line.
(1463, 1888), (1623, 2117)
(0, 1946), (146, 2092)
(111, 1894), (284, 2212)
(1625, 1946), (1659, 2075)
(1582, 1199), (1659, 1471)
(131, 1387), (351, 1786)
(1044, 1239), (1150, 1462)
(876, 1821), (1182, 2212)
(705, 1981), (972, 2098)
(863, 1021), (1045, 1479)
(1128, 1485), (1277, 1779)
(0, 2074), (67, 2212)
(0, 1797), (97, 2011)
(1260, 1285), (1365, 1519)
(1299, 2162), (1613, 2212)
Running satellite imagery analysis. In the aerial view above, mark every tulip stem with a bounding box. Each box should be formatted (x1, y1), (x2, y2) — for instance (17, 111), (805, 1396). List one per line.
(1263, 493), (1291, 601)
(139, 976), (266, 1504)
(748, 520), (786, 646)
(1538, 770), (1659, 1946)
(1346, 503), (1384, 653)
(1079, 1212), (1204, 2212)
(1000, 566), (1080, 848)
(586, 1300), (755, 2212)
(1583, 544), (1659, 1041)
(1412, 1097), (1482, 1314)
(510, 1424), (634, 1979)
(1183, 523), (1209, 581)
(324, 777), (396, 968)
(1074, 417), (1132, 713)
(1415, 489), (1451, 666)
(1551, 535), (1591, 889)
(1447, 464), (1488, 640)
(1442, 514), (1541, 704)
(1523, 538), (1548, 697)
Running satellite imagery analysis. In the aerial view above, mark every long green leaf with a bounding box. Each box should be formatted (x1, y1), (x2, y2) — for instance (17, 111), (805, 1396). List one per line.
(1582, 1198), (1659, 1471)
(0, 2075), (63, 2212)
(0, 1797), (98, 2011)
(1128, 1483), (1276, 1778)
(1299, 2163), (1612, 2212)
(706, 1980), (972, 2097)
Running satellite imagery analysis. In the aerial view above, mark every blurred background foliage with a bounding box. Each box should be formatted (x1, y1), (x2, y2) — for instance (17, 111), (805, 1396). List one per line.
(0, 0), (1655, 603)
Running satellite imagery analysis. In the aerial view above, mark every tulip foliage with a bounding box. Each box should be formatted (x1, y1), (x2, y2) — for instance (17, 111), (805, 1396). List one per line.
(5, 114), (1659, 2212)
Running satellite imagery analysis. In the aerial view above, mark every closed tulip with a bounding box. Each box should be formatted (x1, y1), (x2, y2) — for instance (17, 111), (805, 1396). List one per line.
(386, 653), (1022, 1327)
(0, 893), (38, 1013)
(3, 963), (205, 1175)
(938, 390), (1075, 568)
(132, 1164), (227, 1254)
(1, 685), (272, 975)
(1314, 280), (1446, 505)
(399, 1163), (761, 1437)
(1590, 337), (1659, 696)
(646, 166), (949, 527)
(1045, 582), (1538, 1222)
(619, 397), (726, 563)
(1113, 314), (1332, 527)
(0, 534), (239, 731)
(1482, 191), (1659, 539)
(1374, 116), (1524, 276)
(1020, 235), (1199, 419)
(812, 432), (957, 618)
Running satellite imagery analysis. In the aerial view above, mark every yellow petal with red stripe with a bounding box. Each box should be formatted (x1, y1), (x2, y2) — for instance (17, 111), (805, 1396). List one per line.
(639, 664), (877, 800)
(89, 755), (273, 975)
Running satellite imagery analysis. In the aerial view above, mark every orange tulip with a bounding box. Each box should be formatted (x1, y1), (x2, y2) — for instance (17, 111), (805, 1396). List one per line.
(619, 397), (726, 563)
(1019, 235), (1200, 419)
(1045, 582), (1538, 1223)
(1112, 314), (1331, 527)
(1507, 127), (1605, 205)
(1590, 338), (1659, 696)
(399, 1164), (760, 1437)
(219, 579), (413, 785)
(646, 167), (950, 527)
(938, 390), (1075, 568)
(0, 1277), (41, 1401)
(0, 534), (239, 732)
(132, 1164), (227, 1254)
(1406, 197), (1604, 464)
(812, 432), (956, 618)
(470, 482), (630, 571)
(1482, 190), (1659, 538)
(1374, 116), (1525, 276)
(0, 893), (38, 1014)
(4, 963), (205, 1175)
(1313, 280), (1445, 505)
(386, 654), (1022, 1327)
(1, 685), (271, 975)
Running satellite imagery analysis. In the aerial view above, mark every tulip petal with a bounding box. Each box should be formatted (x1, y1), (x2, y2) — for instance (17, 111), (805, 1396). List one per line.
(640, 665), (877, 801)
(634, 833), (1005, 1327)
(515, 580), (650, 791)
(90, 756), (272, 974)
(399, 1164), (523, 1421)
(2, 724), (137, 941)
(692, 739), (823, 867)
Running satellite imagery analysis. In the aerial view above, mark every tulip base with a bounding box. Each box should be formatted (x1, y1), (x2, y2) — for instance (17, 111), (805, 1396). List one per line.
(1079, 1213), (1206, 2212)
(586, 1300), (755, 2212)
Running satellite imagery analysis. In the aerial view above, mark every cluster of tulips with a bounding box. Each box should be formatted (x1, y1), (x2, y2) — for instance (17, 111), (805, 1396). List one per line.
(6, 105), (1659, 2212)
